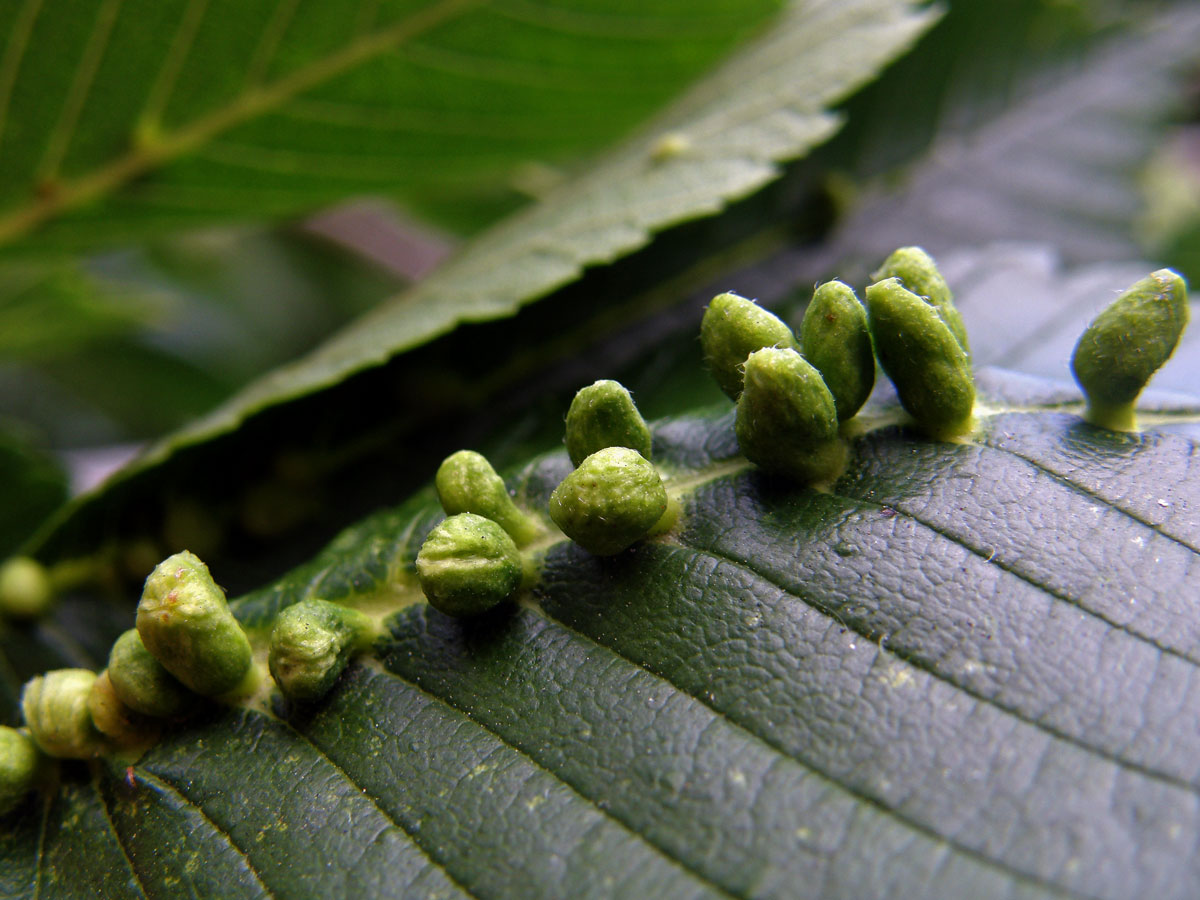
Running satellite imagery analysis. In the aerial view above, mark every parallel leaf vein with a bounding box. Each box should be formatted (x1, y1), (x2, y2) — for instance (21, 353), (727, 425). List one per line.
(356, 664), (741, 900)
(980, 432), (1200, 555)
(138, 0), (210, 129)
(0, 0), (485, 246)
(681, 535), (1200, 798)
(0, 0), (43, 145)
(839, 482), (1200, 681)
(36, 0), (124, 182)
(126, 767), (275, 898)
(270, 712), (481, 900)
(529, 600), (1090, 900)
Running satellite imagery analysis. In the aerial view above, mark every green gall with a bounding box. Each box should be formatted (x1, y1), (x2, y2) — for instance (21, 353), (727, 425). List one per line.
(1071, 268), (1189, 432)
(565, 379), (653, 467)
(701, 292), (799, 400)
(0, 557), (53, 619)
(866, 278), (976, 438)
(549, 447), (669, 556)
(872, 246), (970, 359)
(107, 628), (194, 718)
(136, 551), (253, 697)
(416, 513), (523, 617)
(269, 599), (375, 703)
(735, 348), (847, 483)
(799, 280), (875, 421)
(0, 727), (38, 816)
(436, 450), (538, 546)
(21, 669), (106, 759)
(87, 671), (158, 748)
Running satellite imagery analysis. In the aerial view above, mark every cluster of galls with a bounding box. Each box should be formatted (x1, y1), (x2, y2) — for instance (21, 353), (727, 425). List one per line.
(1, 551), (376, 814)
(416, 380), (678, 617)
(703, 247), (976, 486)
(397, 247), (1196, 622)
(2, 249), (1189, 817)
(706, 249), (1190, 481)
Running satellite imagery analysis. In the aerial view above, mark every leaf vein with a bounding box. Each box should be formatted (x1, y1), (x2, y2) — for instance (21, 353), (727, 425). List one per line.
(528, 599), (1091, 900)
(137, 0), (210, 131)
(348, 665), (741, 900)
(0, 0), (43, 147)
(980, 431), (1200, 555)
(245, 0), (301, 89)
(36, 0), (124, 182)
(90, 773), (149, 900)
(267, 712), (483, 900)
(839, 480), (1200, 689)
(679, 535), (1200, 798)
(128, 767), (276, 898)
(0, 0), (486, 247)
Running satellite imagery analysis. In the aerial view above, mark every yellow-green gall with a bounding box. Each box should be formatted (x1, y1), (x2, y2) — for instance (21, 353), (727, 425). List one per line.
(565, 380), (653, 467)
(0, 557), (53, 619)
(416, 513), (523, 617)
(21, 669), (106, 759)
(107, 628), (194, 718)
(136, 551), (253, 697)
(866, 278), (975, 438)
(701, 292), (799, 400)
(735, 348), (846, 483)
(269, 599), (375, 703)
(0, 726), (39, 816)
(436, 450), (539, 546)
(1071, 268), (1189, 431)
(549, 447), (668, 556)
(872, 246), (970, 359)
(87, 671), (158, 748)
(799, 280), (875, 421)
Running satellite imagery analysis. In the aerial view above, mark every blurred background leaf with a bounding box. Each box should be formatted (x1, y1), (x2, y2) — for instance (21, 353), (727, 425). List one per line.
(817, 4), (1200, 270)
(0, 426), (67, 559)
(0, 0), (791, 454)
(0, 0), (789, 252)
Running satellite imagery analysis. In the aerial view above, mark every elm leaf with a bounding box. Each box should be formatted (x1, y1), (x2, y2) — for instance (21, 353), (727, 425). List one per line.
(5, 368), (1198, 899)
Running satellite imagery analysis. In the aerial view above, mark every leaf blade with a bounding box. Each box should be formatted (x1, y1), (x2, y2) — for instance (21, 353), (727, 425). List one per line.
(85, 0), (935, 480)
(0, 0), (788, 251)
(6, 372), (1200, 898)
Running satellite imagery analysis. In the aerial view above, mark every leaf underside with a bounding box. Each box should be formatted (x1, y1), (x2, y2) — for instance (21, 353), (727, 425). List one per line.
(0, 0), (786, 252)
(4, 368), (1199, 900)
(75, 0), (933, 479)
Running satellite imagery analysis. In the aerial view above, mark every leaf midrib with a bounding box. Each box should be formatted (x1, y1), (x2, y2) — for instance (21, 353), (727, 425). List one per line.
(0, 0), (485, 248)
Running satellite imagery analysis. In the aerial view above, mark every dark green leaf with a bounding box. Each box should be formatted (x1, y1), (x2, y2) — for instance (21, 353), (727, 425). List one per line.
(7, 368), (1197, 898)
